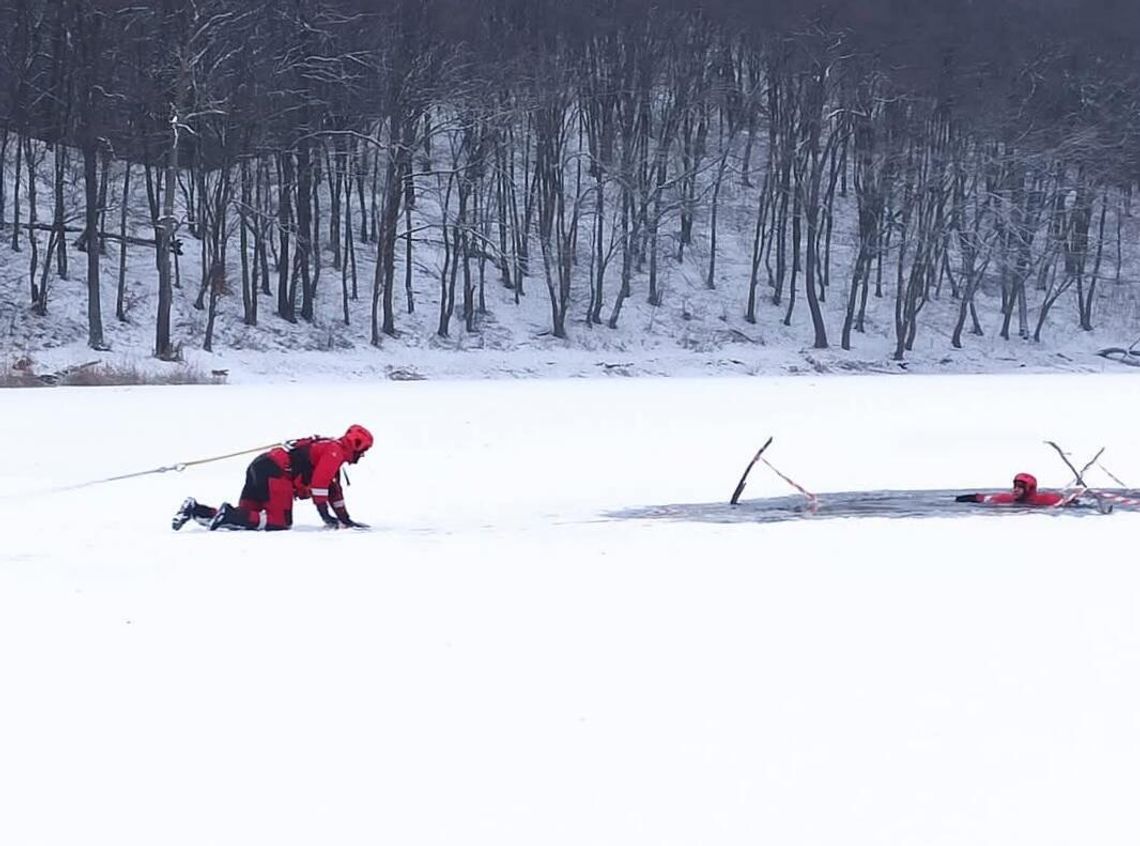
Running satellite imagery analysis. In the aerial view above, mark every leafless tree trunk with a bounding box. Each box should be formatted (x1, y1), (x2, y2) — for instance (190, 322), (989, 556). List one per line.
(52, 146), (69, 280)
(534, 95), (575, 338)
(116, 163), (131, 321)
(277, 151), (296, 322)
(82, 143), (105, 348)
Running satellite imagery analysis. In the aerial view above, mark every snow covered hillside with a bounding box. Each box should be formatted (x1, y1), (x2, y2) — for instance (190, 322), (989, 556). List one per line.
(3, 144), (1140, 384)
(2, 373), (1139, 846)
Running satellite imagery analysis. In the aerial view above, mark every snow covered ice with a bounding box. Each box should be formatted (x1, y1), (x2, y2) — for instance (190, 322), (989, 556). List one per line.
(2, 371), (1139, 846)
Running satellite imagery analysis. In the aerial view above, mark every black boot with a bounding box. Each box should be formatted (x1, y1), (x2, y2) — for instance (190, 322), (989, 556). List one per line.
(172, 498), (196, 531)
(208, 503), (254, 531)
(173, 497), (218, 530)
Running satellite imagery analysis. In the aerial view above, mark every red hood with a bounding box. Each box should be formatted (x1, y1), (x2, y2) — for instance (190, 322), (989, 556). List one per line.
(1014, 473), (1038, 497)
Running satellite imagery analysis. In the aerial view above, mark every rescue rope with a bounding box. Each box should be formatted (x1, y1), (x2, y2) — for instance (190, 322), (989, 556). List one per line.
(760, 456), (820, 513)
(19, 442), (282, 498)
(1089, 490), (1140, 508)
(1055, 485), (1089, 508)
(1098, 464), (1130, 488)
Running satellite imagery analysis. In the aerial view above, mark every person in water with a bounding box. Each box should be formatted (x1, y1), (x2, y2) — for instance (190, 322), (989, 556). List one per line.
(954, 472), (1067, 506)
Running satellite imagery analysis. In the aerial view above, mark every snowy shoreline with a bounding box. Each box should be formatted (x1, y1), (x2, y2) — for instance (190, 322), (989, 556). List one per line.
(8, 333), (1137, 385)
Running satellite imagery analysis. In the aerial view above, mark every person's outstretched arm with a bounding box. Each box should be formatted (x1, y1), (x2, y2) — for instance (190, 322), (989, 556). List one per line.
(329, 475), (368, 528)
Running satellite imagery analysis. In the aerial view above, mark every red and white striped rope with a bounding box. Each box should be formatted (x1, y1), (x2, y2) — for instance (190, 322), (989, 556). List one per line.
(1092, 490), (1140, 507)
(1056, 485), (1088, 508)
(760, 457), (820, 514)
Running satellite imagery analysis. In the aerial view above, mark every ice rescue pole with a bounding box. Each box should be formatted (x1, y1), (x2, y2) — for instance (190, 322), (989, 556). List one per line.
(1044, 441), (1103, 507)
(730, 437), (819, 513)
(1045, 440), (1104, 488)
(1047, 441), (1140, 509)
(730, 437), (773, 505)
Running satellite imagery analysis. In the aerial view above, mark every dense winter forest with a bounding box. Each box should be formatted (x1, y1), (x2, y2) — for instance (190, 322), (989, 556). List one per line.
(1, 0), (1138, 368)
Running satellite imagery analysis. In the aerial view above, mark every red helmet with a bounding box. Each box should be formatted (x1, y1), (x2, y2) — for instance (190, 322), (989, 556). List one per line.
(342, 424), (374, 462)
(1013, 473), (1037, 495)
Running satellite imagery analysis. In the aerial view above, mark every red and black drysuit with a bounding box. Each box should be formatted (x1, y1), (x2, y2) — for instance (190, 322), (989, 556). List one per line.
(187, 437), (364, 530)
(954, 473), (1067, 507)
